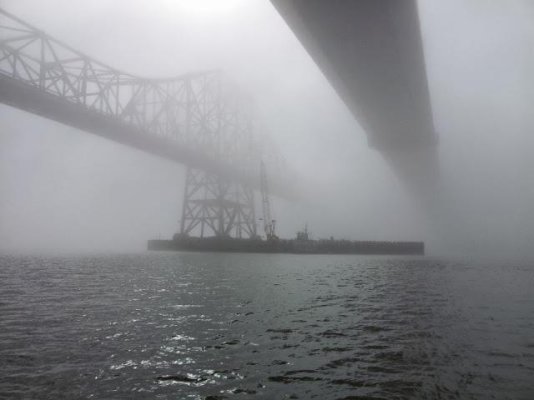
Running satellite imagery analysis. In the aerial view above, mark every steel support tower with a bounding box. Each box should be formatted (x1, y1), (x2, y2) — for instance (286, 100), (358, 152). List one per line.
(176, 68), (259, 239)
(180, 168), (257, 238)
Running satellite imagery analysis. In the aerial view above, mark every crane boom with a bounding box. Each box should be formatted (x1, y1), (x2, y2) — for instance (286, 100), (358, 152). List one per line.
(260, 161), (277, 240)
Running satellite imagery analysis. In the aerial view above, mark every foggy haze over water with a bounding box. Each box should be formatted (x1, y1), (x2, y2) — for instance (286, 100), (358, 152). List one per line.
(1, 0), (534, 257)
(2, 3), (534, 400)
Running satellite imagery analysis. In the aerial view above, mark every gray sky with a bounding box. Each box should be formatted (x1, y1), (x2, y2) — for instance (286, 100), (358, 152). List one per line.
(1, 0), (533, 256)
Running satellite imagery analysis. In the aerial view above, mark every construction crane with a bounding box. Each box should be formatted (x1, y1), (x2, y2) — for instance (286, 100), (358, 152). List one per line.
(260, 161), (277, 240)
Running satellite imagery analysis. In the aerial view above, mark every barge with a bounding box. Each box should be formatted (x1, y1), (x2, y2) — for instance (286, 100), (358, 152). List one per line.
(147, 233), (424, 255)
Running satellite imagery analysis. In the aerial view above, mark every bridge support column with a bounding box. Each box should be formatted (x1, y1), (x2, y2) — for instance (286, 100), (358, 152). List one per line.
(180, 167), (257, 239)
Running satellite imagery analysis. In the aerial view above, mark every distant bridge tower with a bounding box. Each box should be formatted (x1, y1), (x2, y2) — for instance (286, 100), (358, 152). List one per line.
(176, 73), (259, 239)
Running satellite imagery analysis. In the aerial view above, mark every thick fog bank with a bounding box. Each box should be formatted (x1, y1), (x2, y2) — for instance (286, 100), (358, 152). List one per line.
(1, 1), (533, 258)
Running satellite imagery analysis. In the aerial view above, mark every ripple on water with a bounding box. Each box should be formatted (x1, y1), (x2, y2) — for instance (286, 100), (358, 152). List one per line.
(1, 254), (534, 399)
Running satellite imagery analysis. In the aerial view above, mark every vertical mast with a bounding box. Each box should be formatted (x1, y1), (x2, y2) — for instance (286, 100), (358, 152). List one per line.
(260, 161), (276, 240)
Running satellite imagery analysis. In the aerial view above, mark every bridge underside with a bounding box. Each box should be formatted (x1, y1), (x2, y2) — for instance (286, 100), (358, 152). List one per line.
(0, 75), (296, 198)
(0, 75), (248, 184)
(271, 0), (438, 194)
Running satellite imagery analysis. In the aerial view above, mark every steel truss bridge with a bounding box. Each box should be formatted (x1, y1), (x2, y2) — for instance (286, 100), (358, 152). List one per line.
(0, 8), (283, 239)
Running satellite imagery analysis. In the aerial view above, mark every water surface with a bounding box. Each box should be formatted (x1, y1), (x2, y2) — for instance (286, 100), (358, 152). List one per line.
(1, 253), (533, 399)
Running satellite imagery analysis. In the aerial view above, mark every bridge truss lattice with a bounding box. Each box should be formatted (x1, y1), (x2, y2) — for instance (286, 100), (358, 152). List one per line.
(0, 8), (270, 238)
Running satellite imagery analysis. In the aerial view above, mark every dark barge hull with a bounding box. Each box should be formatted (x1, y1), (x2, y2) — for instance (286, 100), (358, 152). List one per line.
(147, 237), (424, 255)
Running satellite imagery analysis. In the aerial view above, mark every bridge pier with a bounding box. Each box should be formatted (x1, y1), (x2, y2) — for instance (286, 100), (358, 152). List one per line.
(179, 167), (257, 239)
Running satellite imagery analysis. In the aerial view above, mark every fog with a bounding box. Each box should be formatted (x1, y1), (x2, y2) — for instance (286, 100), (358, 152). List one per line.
(0, 0), (532, 257)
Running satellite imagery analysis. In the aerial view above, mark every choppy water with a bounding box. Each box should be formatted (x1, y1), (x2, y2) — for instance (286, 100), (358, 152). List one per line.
(1, 253), (533, 399)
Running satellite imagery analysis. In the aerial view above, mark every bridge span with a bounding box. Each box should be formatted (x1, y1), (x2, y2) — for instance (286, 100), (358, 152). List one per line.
(0, 8), (285, 191)
(271, 0), (438, 194)
(0, 8), (289, 239)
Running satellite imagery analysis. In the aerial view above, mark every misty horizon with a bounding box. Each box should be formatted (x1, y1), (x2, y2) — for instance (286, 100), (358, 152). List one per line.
(1, 0), (534, 258)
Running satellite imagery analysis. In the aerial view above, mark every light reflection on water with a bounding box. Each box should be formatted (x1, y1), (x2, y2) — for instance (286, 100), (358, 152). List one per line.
(0, 253), (533, 399)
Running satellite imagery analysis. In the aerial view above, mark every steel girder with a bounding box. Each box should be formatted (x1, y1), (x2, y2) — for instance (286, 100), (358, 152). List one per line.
(0, 8), (261, 183)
